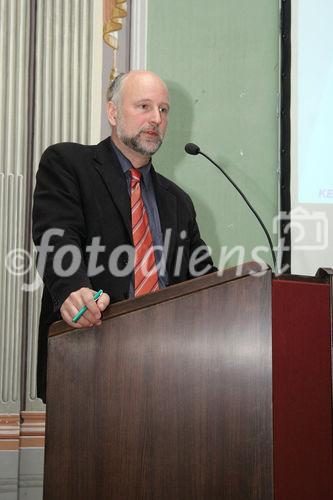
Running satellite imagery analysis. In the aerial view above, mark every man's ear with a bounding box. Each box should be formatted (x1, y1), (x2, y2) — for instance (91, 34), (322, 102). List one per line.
(107, 100), (117, 127)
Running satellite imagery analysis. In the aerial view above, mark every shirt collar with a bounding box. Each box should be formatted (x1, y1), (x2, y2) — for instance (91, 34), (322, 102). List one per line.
(110, 138), (152, 183)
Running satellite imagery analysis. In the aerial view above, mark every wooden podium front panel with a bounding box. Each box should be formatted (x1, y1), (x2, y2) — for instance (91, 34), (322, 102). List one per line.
(45, 271), (273, 499)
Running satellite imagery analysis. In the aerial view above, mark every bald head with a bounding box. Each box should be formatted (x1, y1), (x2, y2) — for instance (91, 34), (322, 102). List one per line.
(106, 70), (170, 167)
(107, 70), (169, 106)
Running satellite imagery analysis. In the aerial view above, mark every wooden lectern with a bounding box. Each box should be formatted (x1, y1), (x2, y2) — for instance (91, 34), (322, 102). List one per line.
(44, 263), (273, 499)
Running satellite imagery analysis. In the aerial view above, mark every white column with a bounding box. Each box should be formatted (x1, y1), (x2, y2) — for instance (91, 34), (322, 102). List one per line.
(0, 1), (30, 497)
(130, 0), (148, 70)
(0, 0), (30, 412)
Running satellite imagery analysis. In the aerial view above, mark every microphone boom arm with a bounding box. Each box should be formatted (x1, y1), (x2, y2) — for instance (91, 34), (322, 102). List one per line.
(199, 150), (277, 271)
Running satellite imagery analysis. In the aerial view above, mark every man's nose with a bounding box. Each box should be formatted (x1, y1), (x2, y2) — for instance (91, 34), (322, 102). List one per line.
(149, 107), (162, 125)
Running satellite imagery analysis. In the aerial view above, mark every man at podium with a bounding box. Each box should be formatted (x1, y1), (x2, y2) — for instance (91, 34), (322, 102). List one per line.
(32, 70), (215, 402)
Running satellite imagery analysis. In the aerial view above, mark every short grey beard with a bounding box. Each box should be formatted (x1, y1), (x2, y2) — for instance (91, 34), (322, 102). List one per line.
(119, 131), (163, 156)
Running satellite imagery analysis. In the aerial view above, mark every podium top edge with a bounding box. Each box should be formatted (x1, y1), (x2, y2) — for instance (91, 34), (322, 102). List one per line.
(48, 261), (270, 338)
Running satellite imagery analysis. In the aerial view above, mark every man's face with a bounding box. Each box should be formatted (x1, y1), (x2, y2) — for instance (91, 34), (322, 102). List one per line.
(108, 72), (170, 159)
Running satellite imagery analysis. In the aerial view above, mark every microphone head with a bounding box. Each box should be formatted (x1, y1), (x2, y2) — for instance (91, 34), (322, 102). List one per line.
(185, 143), (200, 155)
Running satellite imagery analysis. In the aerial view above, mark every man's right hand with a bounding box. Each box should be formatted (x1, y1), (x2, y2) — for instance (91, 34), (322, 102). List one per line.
(60, 287), (110, 328)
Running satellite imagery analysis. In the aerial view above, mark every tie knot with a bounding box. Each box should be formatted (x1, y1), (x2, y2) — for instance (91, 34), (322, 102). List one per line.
(130, 167), (141, 184)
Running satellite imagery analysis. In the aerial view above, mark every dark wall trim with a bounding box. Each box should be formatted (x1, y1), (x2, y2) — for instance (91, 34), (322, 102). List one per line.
(21, 0), (38, 410)
(280, 0), (291, 272)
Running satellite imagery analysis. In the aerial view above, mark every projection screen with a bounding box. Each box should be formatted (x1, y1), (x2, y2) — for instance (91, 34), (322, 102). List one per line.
(288, 0), (333, 275)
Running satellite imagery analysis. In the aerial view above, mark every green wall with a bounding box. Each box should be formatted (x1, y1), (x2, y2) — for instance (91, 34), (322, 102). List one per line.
(147, 0), (280, 270)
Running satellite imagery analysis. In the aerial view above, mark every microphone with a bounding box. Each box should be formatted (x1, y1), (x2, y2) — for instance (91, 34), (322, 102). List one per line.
(185, 142), (277, 271)
(185, 143), (200, 155)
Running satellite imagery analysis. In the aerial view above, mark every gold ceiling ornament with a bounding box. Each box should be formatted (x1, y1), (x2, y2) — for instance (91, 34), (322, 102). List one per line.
(103, 0), (127, 82)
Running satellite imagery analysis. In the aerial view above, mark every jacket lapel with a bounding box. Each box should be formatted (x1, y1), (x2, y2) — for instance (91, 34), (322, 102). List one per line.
(151, 167), (178, 274)
(93, 138), (132, 242)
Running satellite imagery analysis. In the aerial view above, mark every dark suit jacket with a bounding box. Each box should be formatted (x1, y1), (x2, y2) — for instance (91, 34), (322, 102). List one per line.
(32, 137), (215, 402)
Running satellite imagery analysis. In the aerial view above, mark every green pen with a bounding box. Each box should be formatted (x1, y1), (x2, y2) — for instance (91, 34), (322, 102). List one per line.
(72, 289), (103, 323)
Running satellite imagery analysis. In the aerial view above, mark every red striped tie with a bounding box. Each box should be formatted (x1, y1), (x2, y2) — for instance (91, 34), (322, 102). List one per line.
(130, 167), (159, 297)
